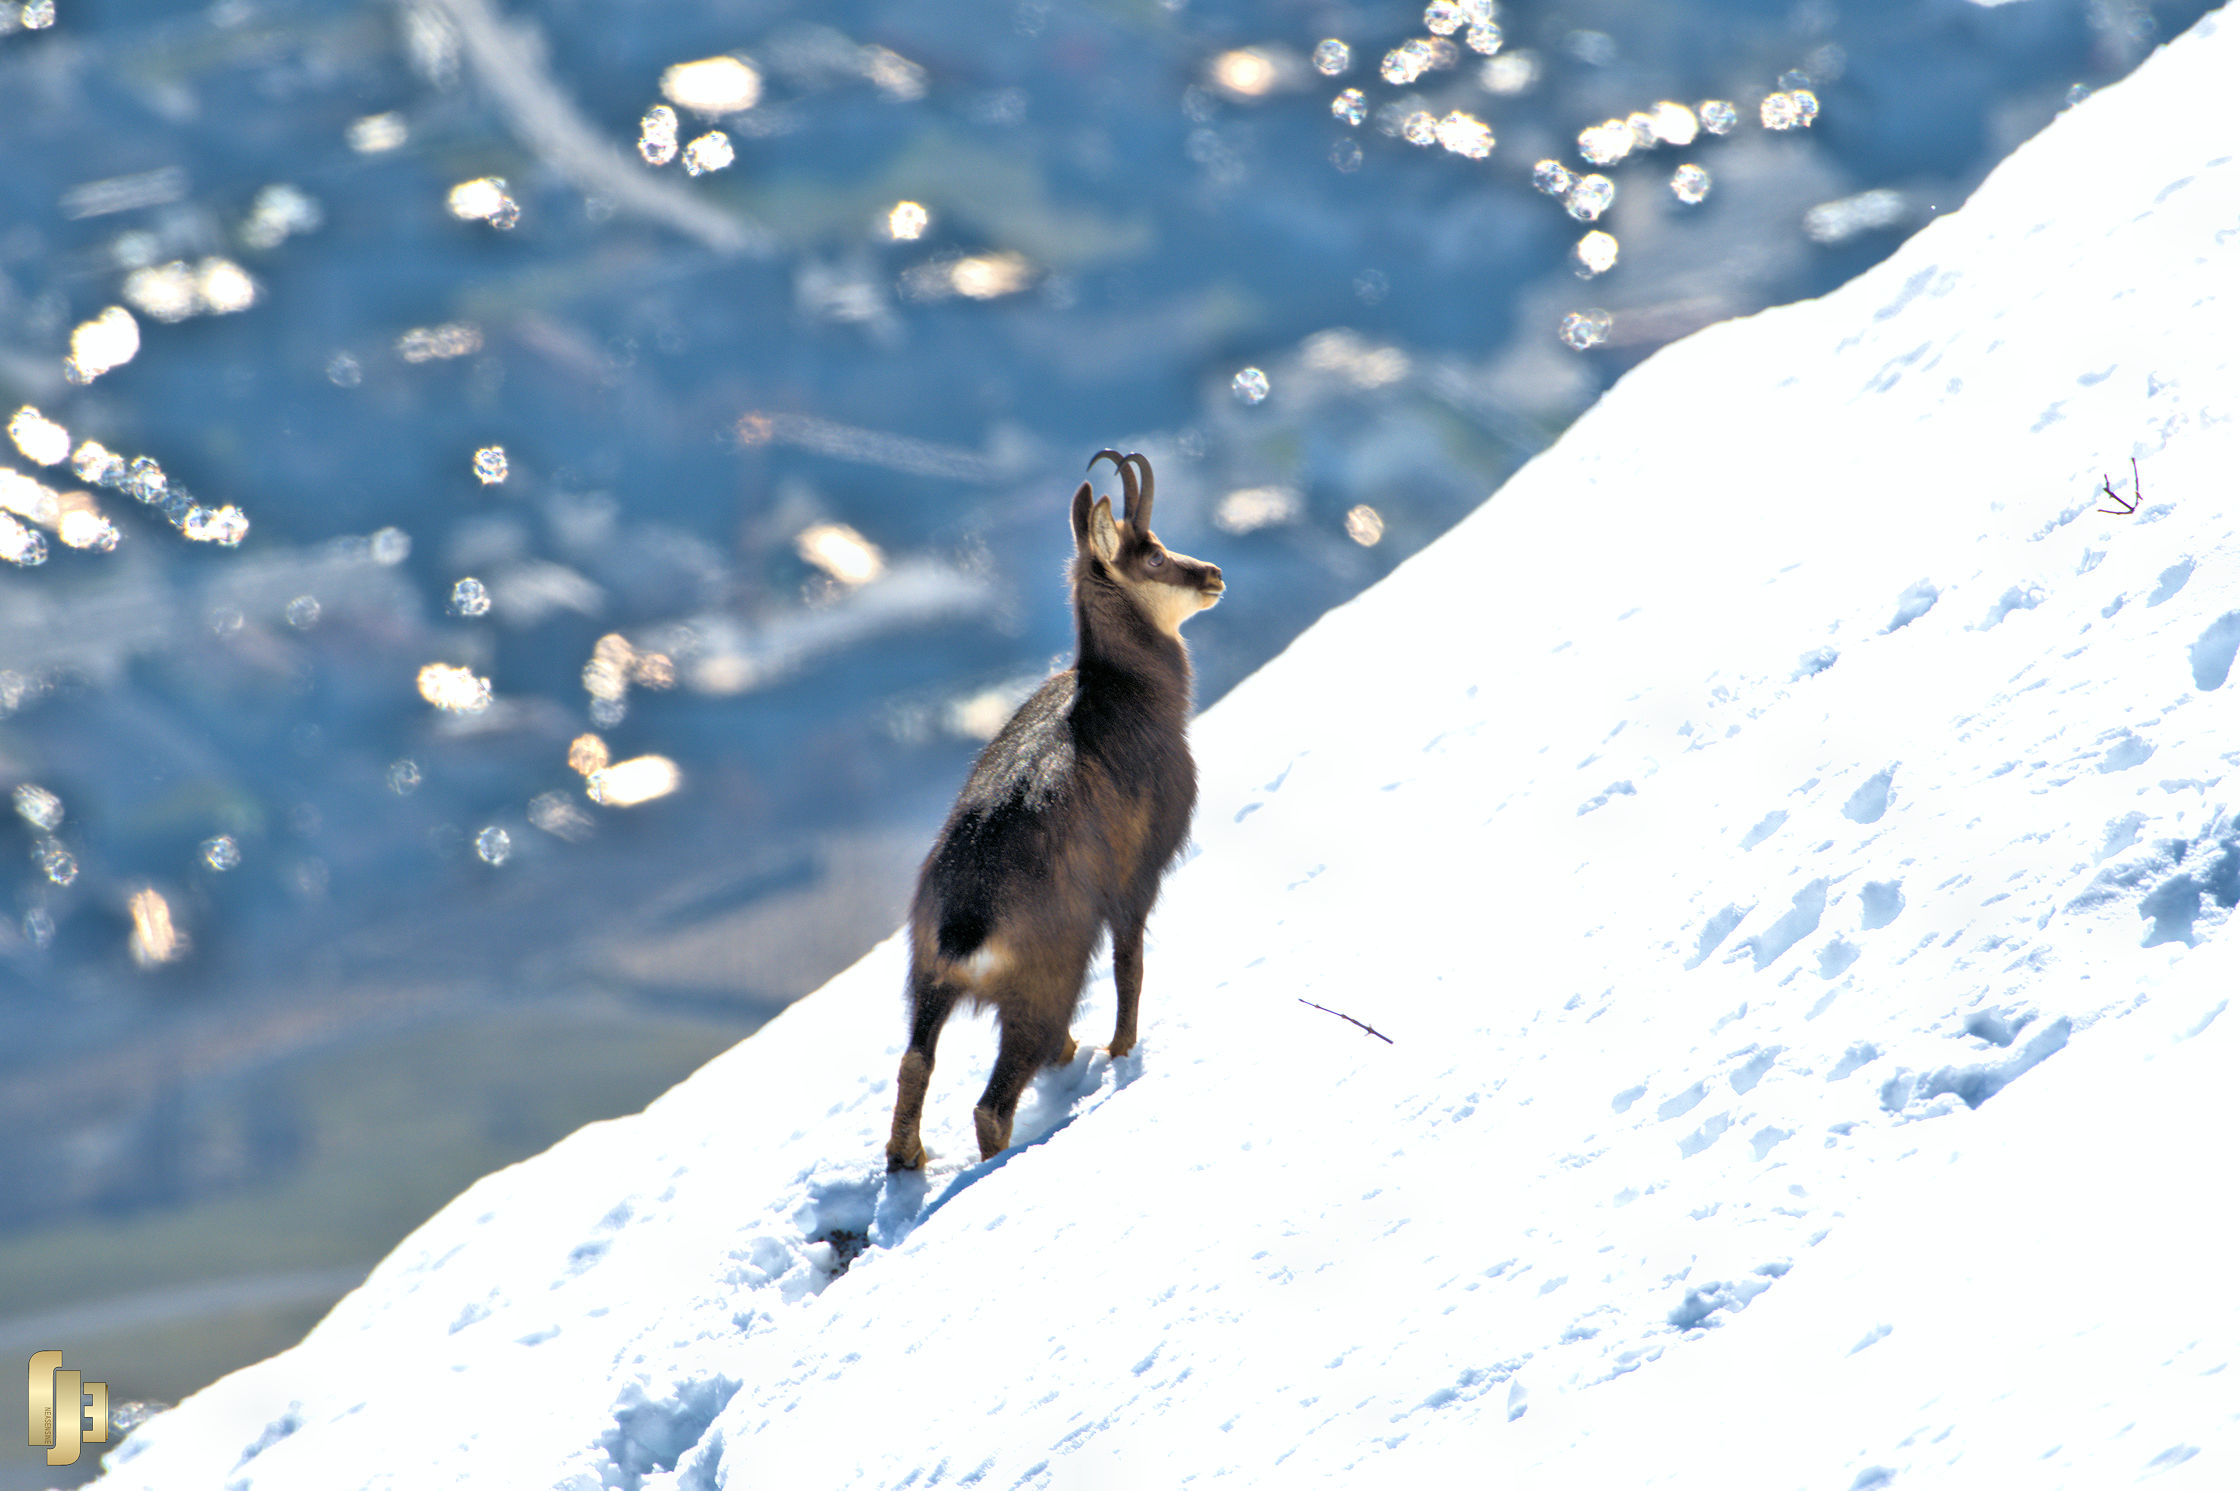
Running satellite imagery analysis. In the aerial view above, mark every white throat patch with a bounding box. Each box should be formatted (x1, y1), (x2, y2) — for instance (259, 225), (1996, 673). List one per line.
(1135, 577), (1214, 638)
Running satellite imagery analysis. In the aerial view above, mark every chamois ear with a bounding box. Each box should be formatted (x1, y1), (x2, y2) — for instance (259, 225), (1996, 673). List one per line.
(1087, 495), (1121, 564)
(1070, 481), (1095, 548)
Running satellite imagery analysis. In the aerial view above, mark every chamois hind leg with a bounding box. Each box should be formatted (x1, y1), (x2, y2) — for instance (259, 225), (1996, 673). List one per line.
(887, 967), (958, 1171)
(971, 1010), (1071, 1160)
(1108, 915), (1147, 1059)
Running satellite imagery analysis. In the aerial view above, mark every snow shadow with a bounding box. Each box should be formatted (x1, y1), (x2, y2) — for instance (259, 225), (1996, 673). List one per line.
(880, 1046), (1143, 1244)
(592, 1375), (739, 1491)
(559, 1047), (1143, 1491)
(2066, 810), (2240, 946)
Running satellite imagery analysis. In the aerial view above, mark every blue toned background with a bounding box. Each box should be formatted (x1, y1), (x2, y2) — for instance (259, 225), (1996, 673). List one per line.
(0, 0), (2199, 1472)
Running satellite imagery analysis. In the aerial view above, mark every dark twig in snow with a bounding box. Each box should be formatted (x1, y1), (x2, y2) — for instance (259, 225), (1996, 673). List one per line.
(2098, 457), (2140, 515)
(1297, 997), (1394, 1043)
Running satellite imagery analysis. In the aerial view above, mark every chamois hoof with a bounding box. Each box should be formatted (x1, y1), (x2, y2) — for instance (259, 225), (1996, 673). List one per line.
(1053, 1034), (1080, 1066)
(972, 1106), (1011, 1161)
(886, 1138), (927, 1172)
(1105, 1037), (1135, 1061)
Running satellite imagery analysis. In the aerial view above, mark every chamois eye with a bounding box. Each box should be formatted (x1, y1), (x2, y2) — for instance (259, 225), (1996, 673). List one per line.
(1146, 549), (1166, 568)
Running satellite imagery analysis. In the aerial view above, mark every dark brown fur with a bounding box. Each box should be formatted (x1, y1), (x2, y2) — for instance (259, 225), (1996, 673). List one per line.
(886, 451), (1224, 1168)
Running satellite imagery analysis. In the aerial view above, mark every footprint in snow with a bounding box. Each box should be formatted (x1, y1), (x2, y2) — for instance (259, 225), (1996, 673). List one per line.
(2188, 610), (2240, 690)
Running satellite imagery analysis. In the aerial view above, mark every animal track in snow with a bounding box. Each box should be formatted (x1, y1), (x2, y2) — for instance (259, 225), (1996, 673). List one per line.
(2095, 732), (2155, 773)
(1728, 1047), (1781, 1093)
(1961, 1007), (2034, 1047)
(1677, 1112), (1732, 1157)
(1578, 781), (1636, 815)
(1230, 754), (1307, 822)
(1742, 880), (1829, 970)
(1977, 583), (2046, 630)
(2070, 813), (2240, 945)
(2146, 557), (2194, 606)
(596, 1374), (740, 1491)
(1817, 938), (1862, 978)
(1827, 1042), (1881, 1080)
(2094, 813), (2146, 862)
(2188, 611), (2240, 689)
(1859, 880), (1905, 929)
(798, 1176), (880, 1280)
(1665, 1267), (1782, 1330)
(1739, 811), (1787, 850)
(1882, 580), (1939, 632)
(1793, 647), (1839, 681)
(561, 1200), (635, 1280)
(1878, 1016), (2071, 1111)
(1843, 768), (1895, 824)
(1686, 904), (1750, 969)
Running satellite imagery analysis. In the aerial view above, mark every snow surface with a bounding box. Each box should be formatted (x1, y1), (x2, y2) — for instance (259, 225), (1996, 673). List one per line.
(97, 11), (2240, 1489)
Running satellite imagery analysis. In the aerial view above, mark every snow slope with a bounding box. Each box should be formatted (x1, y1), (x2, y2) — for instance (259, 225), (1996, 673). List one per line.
(96, 11), (2239, 1488)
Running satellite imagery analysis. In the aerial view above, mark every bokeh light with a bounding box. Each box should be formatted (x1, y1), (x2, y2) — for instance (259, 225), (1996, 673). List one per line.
(886, 200), (930, 240)
(447, 176), (520, 229)
(587, 755), (683, 807)
(65, 306), (139, 382)
(451, 577), (492, 616)
(8, 407), (69, 467)
(661, 55), (763, 115)
(683, 131), (736, 176)
(418, 663), (493, 714)
(1565, 174), (1616, 222)
(639, 105), (680, 166)
(1559, 308), (1614, 350)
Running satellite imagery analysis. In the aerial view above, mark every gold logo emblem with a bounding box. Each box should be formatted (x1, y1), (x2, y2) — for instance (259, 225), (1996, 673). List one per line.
(26, 1351), (109, 1467)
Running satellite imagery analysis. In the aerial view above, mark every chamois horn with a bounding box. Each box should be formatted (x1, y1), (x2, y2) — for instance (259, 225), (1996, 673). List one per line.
(1087, 448), (1155, 527)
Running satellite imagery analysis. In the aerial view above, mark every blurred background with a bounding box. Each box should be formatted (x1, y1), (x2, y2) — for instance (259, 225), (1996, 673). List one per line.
(0, 0), (2203, 1479)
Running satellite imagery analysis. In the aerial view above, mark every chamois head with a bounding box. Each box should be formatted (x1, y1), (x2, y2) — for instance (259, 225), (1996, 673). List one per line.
(1070, 450), (1225, 636)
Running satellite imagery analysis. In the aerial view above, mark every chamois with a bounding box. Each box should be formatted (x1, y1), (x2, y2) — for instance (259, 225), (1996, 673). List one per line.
(885, 450), (1225, 1169)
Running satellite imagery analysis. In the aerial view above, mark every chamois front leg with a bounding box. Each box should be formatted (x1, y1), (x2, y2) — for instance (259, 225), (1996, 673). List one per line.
(1108, 916), (1146, 1059)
